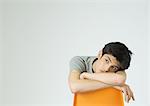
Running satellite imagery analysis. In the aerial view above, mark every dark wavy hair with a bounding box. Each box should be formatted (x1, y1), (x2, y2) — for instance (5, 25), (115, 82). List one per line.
(102, 42), (133, 70)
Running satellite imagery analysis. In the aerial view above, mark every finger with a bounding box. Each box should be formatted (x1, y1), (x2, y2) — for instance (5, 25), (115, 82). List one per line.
(128, 87), (135, 101)
(80, 75), (84, 80)
(131, 90), (135, 101)
(124, 88), (129, 102)
(132, 94), (135, 101)
(125, 89), (130, 103)
(79, 75), (82, 79)
(122, 88), (127, 102)
(124, 89), (129, 103)
(126, 87), (131, 102)
(126, 95), (129, 103)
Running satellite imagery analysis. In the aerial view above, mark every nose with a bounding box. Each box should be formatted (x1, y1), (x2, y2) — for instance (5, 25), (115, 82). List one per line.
(99, 63), (110, 72)
(104, 65), (111, 72)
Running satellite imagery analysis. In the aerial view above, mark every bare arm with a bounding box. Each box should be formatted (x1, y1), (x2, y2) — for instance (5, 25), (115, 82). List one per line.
(80, 71), (126, 86)
(68, 70), (135, 103)
(68, 70), (114, 93)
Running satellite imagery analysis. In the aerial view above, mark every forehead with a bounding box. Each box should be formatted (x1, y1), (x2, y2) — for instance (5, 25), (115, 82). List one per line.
(102, 54), (120, 66)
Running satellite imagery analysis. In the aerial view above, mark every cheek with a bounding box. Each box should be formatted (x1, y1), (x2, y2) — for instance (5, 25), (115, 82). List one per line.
(96, 59), (108, 71)
(96, 63), (103, 70)
(97, 61), (104, 67)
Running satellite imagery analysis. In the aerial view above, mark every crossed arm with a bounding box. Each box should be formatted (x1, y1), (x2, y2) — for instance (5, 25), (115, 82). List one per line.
(68, 70), (126, 93)
(68, 69), (135, 102)
(80, 71), (126, 86)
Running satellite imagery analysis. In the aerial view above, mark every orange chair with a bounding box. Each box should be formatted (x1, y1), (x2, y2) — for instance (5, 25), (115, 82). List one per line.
(73, 87), (124, 106)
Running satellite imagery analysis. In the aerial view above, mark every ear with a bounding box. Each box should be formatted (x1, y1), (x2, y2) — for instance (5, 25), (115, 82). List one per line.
(97, 50), (102, 59)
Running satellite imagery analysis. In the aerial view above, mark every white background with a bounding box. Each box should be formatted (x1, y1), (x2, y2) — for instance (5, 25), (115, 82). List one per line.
(0, 0), (150, 106)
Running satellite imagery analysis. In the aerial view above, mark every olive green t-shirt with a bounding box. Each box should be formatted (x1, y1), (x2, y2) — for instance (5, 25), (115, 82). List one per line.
(69, 56), (98, 73)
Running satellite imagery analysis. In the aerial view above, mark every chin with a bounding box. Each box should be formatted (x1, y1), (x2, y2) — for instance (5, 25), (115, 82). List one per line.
(100, 70), (106, 73)
(97, 70), (103, 73)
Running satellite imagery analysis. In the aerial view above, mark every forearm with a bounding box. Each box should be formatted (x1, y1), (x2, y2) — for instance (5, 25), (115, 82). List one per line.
(84, 73), (125, 86)
(71, 79), (113, 93)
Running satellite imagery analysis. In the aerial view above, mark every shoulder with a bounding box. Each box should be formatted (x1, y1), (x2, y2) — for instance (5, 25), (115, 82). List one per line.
(70, 56), (93, 62)
(69, 56), (86, 72)
(69, 56), (85, 63)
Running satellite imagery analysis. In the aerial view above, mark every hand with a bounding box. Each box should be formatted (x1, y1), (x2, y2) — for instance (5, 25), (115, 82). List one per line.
(80, 72), (89, 80)
(113, 84), (135, 103)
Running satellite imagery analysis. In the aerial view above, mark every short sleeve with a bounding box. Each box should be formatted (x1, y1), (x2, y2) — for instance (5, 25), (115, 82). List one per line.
(69, 56), (86, 73)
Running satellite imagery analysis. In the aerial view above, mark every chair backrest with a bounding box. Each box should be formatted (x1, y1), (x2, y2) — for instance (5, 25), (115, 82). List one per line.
(73, 87), (124, 106)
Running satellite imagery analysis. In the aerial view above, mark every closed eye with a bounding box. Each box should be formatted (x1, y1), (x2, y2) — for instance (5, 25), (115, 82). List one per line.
(111, 66), (119, 71)
(105, 59), (109, 63)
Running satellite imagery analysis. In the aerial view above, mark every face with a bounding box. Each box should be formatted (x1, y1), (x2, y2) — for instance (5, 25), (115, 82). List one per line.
(95, 51), (120, 73)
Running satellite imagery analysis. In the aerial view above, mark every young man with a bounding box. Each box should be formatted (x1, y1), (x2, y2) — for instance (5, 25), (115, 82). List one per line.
(68, 42), (135, 103)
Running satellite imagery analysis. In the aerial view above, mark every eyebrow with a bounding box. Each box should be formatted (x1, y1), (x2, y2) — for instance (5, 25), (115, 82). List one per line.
(107, 56), (112, 63)
(107, 56), (119, 69)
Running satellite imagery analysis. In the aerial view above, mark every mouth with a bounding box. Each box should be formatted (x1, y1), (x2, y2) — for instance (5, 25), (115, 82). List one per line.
(100, 70), (109, 73)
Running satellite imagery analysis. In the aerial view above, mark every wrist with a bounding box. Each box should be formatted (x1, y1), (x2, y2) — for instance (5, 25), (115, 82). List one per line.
(113, 86), (121, 90)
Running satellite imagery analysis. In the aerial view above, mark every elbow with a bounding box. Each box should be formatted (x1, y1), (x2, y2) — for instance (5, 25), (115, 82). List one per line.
(69, 81), (80, 93)
(70, 86), (79, 94)
(120, 74), (126, 84)
(114, 75), (126, 85)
